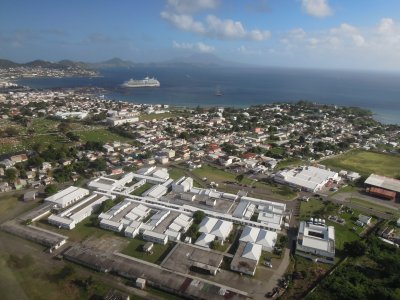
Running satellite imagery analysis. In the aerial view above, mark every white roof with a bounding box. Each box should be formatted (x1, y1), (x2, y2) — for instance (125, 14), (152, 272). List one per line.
(239, 226), (260, 243)
(242, 242), (262, 261)
(195, 233), (216, 248)
(233, 201), (249, 218)
(256, 229), (277, 250)
(168, 222), (182, 232)
(276, 166), (338, 191)
(152, 169), (170, 180)
(299, 221), (335, 253)
(365, 174), (400, 193)
(210, 220), (233, 239)
(45, 186), (89, 206)
(145, 184), (167, 198)
(198, 217), (219, 234)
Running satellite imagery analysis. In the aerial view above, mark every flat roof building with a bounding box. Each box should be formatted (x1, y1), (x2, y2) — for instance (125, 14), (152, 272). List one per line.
(296, 219), (335, 264)
(275, 166), (339, 192)
(45, 186), (90, 208)
(365, 174), (400, 200)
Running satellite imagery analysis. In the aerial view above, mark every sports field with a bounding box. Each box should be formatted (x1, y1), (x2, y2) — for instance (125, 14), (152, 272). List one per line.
(322, 150), (400, 177)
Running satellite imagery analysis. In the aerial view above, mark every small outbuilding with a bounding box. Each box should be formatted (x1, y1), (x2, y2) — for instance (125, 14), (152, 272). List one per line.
(135, 278), (146, 289)
(143, 242), (154, 253)
(24, 190), (37, 202)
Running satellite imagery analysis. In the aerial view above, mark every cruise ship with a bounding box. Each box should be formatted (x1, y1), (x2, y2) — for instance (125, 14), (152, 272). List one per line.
(121, 76), (160, 88)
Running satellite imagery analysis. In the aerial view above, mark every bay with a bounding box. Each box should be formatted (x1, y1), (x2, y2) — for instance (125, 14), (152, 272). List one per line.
(16, 66), (400, 124)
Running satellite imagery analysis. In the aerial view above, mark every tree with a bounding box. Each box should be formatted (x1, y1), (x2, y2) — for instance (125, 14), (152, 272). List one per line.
(45, 184), (58, 196)
(236, 174), (244, 183)
(193, 210), (205, 224)
(5, 168), (18, 183)
(100, 199), (115, 212)
(344, 240), (367, 257)
(58, 122), (71, 134)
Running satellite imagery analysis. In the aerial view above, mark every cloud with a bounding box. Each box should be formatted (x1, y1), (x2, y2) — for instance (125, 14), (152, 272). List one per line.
(162, 12), (271, 41)
(161, 11), (205, 33)
(302, 0), (333, 18)
(166, 0), (219, 13)
(237, 45), (262, 55)
(173, 41), (215, 53)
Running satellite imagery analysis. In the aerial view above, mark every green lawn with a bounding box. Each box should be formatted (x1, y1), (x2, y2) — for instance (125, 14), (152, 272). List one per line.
(299, 198), (326, 219)
(131, 183), (153, 196)
(168, 167), (186, 180)
(122, 238), (175, 264)
(349, 197), (400, 217)
(0, 194), (19, 215)
(276, 158), (304, 170)
(322, 150), (400, 177)
(299, 199), (365, 255)
(139, 112), (175, 121)
(35, 215), (119, 243)
(192, 165), (297, 199)
(77, 129), (133, 143)
(0, 250), (124, 300)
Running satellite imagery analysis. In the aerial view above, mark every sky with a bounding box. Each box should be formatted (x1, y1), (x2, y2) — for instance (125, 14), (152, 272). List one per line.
(1, 0), (400, 70)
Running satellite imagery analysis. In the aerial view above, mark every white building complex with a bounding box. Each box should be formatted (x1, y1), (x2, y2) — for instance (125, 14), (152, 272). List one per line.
(195, 217), (233, 247)
(274, 166), (339, 192)
(172, 176), (194, 193)
(45, 186), (90, 209)
(239, 226), (277, 252)
(296, 219), (335, 264)
(48, 193), (110, 230)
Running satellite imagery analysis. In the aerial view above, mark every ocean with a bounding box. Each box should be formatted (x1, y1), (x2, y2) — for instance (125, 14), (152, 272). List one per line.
(16, 66), (400, 125)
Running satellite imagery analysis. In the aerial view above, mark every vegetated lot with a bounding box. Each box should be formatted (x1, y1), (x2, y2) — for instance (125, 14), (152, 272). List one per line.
(168, 167), (188, 181)
(122, 238), (175, 264)
(35, 214), (119, 243)
(307, 237), (400, 300)
(299, 199), (368, 257)
(191, 164), (297, 200)
(349, 197), (400, 217)
(0, 231), (118, 300)
(276, 158), (304, 170)
(76, 128), (133, 143)
(139, 112), (175, 121)
(0, 194), (20, 215)
(280, 256), (331, 300)
(322, 150), (400, 177)
(130, 183), (153, 196)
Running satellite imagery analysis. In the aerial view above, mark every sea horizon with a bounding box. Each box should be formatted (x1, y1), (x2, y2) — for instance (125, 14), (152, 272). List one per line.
(16, 66), (400, 125)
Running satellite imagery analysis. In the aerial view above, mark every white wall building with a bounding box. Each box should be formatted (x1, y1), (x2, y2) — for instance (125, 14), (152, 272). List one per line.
(142, 230), (168, 245)
(45, 186), (90, 208)
(296, 219), (335, 264)
(275, 166), (339, 192)
(172, 176), (194, 193)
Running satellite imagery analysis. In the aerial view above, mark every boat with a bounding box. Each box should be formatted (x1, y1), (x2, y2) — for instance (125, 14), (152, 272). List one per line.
(215, 85), (223, 96)
(122, 76), (160, 88)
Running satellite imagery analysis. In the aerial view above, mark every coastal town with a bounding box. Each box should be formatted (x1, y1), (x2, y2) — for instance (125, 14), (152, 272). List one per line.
(0, 77), (399, 300)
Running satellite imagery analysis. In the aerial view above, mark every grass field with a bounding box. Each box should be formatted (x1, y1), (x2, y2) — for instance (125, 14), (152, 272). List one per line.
(349, 197), (400, 216)
(0, 250), (123, 300)
(299, 198), (326, 219)
(131, 183), (153, 196)
(322, 150), (400, 177)
(0, 194), (19, 215)
(299, 199), (365, 255)
(139, 112), (175, 121)
(192, 164), (297, 200)
(35, 215), (119, 243)
(77, 129), (133, 143)
(122, 238), (175, 264)
(168, 167), (186, 180)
